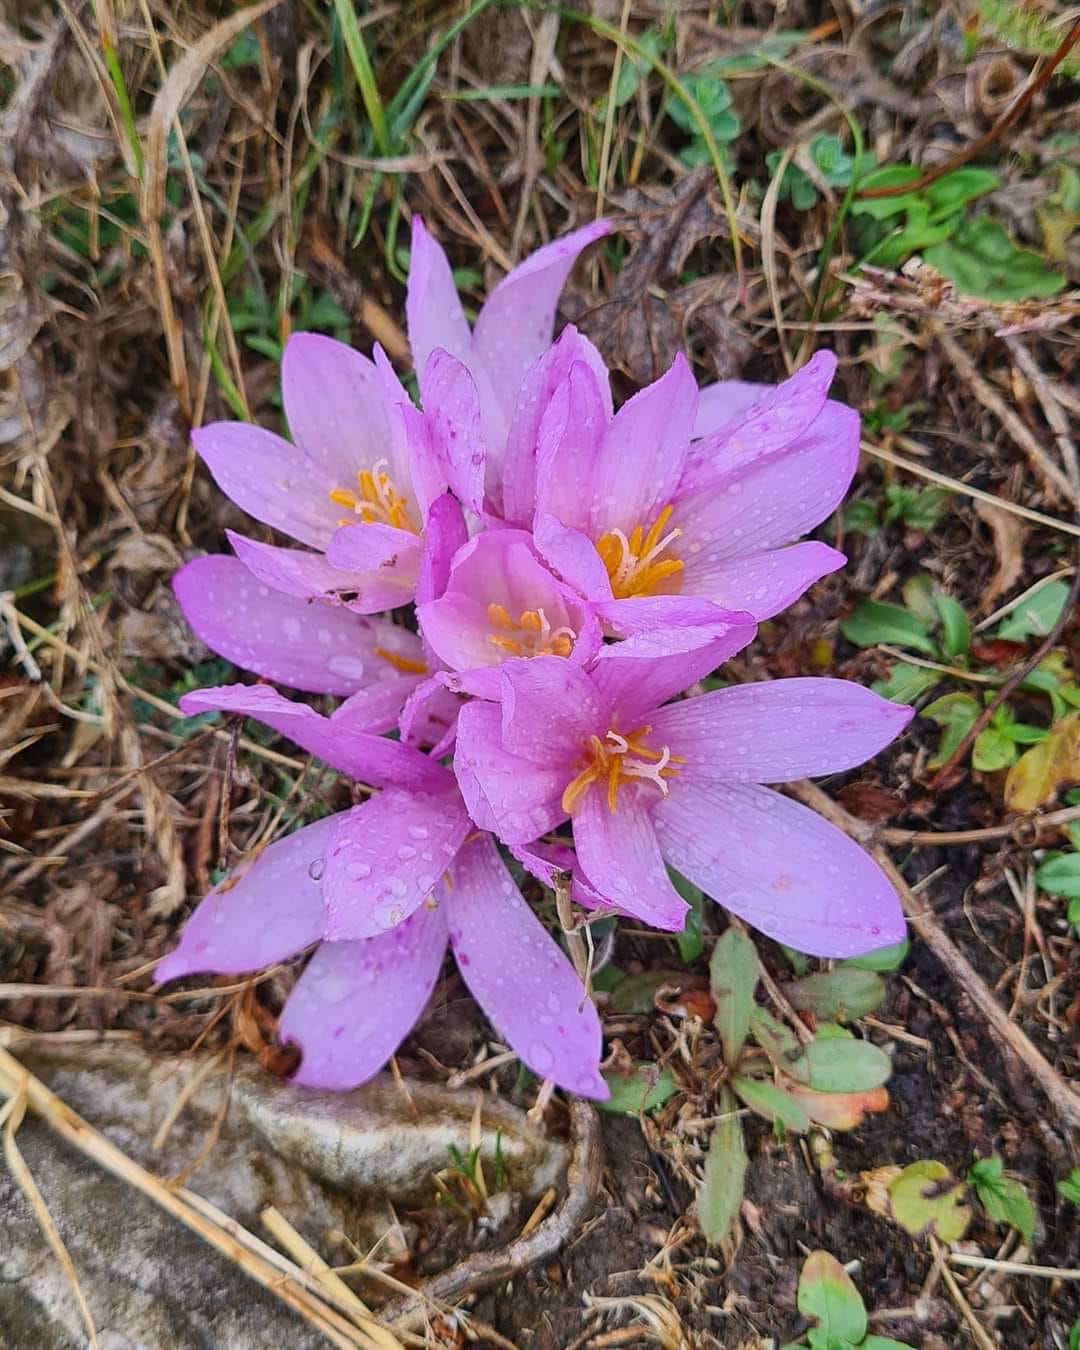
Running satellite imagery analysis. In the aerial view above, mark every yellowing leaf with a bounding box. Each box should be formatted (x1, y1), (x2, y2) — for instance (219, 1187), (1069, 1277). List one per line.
(783, 1083), (890, 1131)
(1005, 710), (1080, 812)
(888, 1160), (972, 1243)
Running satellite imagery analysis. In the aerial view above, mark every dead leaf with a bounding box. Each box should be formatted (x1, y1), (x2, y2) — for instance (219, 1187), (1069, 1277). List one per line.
(975, 499), (1026, 611)
(1004, 709), (1080, 812)
(837, 781), (906, 823)
(568, 170), (753, 385)
(782, 1084), (890, 1131)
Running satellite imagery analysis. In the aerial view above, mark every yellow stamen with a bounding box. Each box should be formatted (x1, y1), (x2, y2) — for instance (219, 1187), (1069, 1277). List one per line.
(328, 458), (419, 533)
(373, 646), (428, 675)
(596, 502), (686, 599)
(485, 603), (576, 661)
(561, 725), (684, 815)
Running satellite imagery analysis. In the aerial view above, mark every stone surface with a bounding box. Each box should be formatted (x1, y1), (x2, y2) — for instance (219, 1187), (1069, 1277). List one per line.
(0, 1044), (570, 1348)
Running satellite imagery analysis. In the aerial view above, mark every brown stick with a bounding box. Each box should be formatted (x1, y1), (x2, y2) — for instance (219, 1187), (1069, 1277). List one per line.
(856, 18), (1080, 201)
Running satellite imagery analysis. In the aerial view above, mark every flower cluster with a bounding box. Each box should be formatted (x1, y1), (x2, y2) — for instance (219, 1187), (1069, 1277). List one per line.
(159, 218), (912, 1100)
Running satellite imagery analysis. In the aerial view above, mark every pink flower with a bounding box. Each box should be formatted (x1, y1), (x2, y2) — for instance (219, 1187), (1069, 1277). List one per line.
(525, 350), (857, 630)
(417, 527), (602, 699)
(453, 637), (912, 956)
(406, 217), (611, 515)
(159, 683), (606, 1098)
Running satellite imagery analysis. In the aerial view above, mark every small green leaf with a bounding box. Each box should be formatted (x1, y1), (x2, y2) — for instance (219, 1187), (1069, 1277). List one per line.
(700, 1090), (747, 1244)
(842, 499), (881, 536)
(1035, 853), (1080, 899)
(922, 692), (980, 770)
(749, 1007), (810, 1081)
(862, 1338), (918, 1349)
(608, 970), (692, 1014)
(732, 1075), (811, 1132)
(1067, 896), (1080, 937)
(901, 574), (938, 628)
(967, 1156), (1036, 1240)
(670, 867), (705, 962)
(888, 1160), (972, 1243)
(783, 968), (887, 1022)
(599, 1063), (679, 1116)
(842, 936), (910, 972)
(872, 664), (939, 704)
(997, 579), (1072, 641)
(972, 725), (1018, 772)
(923, 167), (1000, 216)
(797, 1250), (868, 1346)
(1057, 1167), (1080, 1205)
(1069, 1317), (1079, 1350)
(925, 216), (1065, 302)
(840, 600), (938, 656)
(710, 928), (759, 1067)
(802, 1038), (892, 1094)
(935, 594), (970, 659)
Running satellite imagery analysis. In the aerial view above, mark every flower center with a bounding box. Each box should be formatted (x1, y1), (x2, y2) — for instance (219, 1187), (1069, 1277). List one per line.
(561, 726), (683, 815)
(487, 604), (576, 660)
(329, 458), (418, 532)
(595, 503), (684, 600)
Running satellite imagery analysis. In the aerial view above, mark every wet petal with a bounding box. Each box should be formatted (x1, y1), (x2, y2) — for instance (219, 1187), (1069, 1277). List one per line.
(653, 781), (906, 958)
(420, 349), (486, 514)
(406, 217), (473, 380)
(573, 787), (688, 930)
(398, 675), (462, 754)
(325, 521), (423, 575)
(446, 834), (607, 1099)
(454, 701), (569, 843)
(173, 554), (412, 695)
(533, 363), (608, 534)
(651, 678), (913, 784)
(472, 220), (610, 425)
(321, 789), (471, 940)
(193, 422), (334, 549)
(225, 530), (392, 607)
(533, 513), (613, 603)
(281, 904), (449, 1090)
(679, 540), (846, 620)
(155, 817), (334, 981)
(499, 656), (609, 765)
(416, 492), (469, 609)
(692, 378), (766, 439)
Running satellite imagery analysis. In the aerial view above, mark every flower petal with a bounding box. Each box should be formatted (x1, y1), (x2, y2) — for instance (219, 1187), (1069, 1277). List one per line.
(572, 786), (688, 930)
(280, 904), (449, 1090)
(416, 492), (469, 609)
(653, 781), (906, 957)
(501, 326), (612, 527)
(499, 656), (609, 765)
(446, 834), (607, 1099)
(155, 817), (333, 982)
(321, 789), (471, 940)
(532, 513), (613, 602)
(651, 678), (913, 784)
(398, 675), (462, 754)
(674, 402), (860, 559)
(472, 220), (611, 424)
(406, 217), (473, 380)
(588, 616), (756, 726)
(590, 594), (745, 637)
(679, 540), (846, 620)
(420, 350), (486, 515)
(173, 554), (415, 695)
(533, 362), (608, 534)
(587, 354), (697, 538)
(692, 379), (766, 439)
(454, 701), (569, 843)
(683, 351), (838, 489)
(226, 529), (415, 617)
(324, 521), (423, 575)
(178, 683), (448, 789)
(193, 422), (334, 548)
(281, 333), (399, 484)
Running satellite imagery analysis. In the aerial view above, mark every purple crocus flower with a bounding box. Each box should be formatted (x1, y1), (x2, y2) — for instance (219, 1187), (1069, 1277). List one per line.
(525, 350), (858, 632)
(416, 527), (603, 699)
(453, 637), (912, 957)
(160, 683), (607, 1098)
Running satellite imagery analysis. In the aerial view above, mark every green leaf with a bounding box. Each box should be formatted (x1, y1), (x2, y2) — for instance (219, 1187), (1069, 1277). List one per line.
(731, 1075), (810, 1132)
(862, 1339), (918, 1349)
(1069, 1317), (1079, 1350)
(700, 1090), (747, 1244)
(925, 216), (1065, 302)
(840, 600), (938, 656)
(922, 692), (981, 770)
(1057, 1167), (1080, 1205)
(783, 968), (887, 1022)
(967, 1156), (1036, 1240)
(749, 1007), (810, 1081)
(872, 664), (939, 705)
(842, 499), (881, 536)
(842, 936), (910, 972)
(599, 1063), (679, 1116)
(670, 867), (705, 962)
(901, 574), (938, 628)
(797, 1250), (868, 1347)
(710, 928), (759, 1067)
(802, 1038), (892, 1094)
(923, 168), (1000, 217)
(935, 594), (970, 659)
(608, 969), (693, 1014)
(1067, 896), (1080, 937)
(1035, 853), (1080, 899)
(888, 1160), (972, 1242)
(893, 485), (952, 532)
(997, 580), (1072, 641)
(972, 725), (1018, 772)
